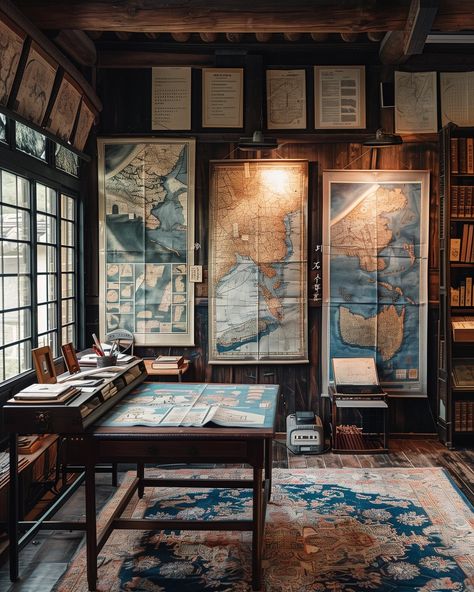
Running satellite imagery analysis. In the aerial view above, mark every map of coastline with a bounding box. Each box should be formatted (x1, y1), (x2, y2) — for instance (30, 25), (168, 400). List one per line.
(210, 161), (307, 361)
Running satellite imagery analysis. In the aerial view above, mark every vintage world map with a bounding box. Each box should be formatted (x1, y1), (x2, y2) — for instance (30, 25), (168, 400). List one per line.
(323, 172), (429, 395)
(209, 160), (308, 362)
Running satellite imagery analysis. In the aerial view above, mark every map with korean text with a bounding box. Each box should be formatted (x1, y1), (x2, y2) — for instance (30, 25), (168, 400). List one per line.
(209, 160), (308, 362)
(322, 171), (429, 396)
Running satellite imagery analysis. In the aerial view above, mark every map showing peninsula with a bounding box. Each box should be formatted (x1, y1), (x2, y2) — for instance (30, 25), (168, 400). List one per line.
(209, 160), (308, 361)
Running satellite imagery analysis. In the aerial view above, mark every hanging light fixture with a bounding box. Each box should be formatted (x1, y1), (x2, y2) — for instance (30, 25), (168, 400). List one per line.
(363, 128), (403, 147)
(237, 130), (278, 151)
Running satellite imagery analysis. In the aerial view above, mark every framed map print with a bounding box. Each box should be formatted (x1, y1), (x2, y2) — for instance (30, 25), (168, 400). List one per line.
(46, 73), (82, 141)
(98, 138), (195, 346)
(209, 159), (308, 363)
(322, 170), (429, 397)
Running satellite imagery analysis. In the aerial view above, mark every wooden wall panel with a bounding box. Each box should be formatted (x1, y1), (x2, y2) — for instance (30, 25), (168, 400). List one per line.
(89, 69), (440, 434)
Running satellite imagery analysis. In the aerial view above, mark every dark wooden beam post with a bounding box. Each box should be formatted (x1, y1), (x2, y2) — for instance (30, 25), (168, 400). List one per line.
(404, 0), (439, 55)
(53, 29), (97, 66)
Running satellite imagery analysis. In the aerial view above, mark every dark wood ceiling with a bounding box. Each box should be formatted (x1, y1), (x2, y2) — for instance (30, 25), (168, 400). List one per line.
(9, 0), (474, 68)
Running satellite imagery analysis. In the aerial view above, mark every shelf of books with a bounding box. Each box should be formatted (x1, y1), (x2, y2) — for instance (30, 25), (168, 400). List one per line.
(438, 123), (474, 447)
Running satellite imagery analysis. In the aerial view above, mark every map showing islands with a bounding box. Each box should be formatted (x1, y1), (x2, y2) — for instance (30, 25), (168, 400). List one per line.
(209, 160), (308, 362)
(101, 139), (195, 345)
(324, 174), (428, 394)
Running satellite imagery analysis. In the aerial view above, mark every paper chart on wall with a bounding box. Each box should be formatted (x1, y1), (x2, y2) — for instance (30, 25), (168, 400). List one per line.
(395, 71), (438, 134)
(440, 72), (474, 127)
(266, 69), (306, 129)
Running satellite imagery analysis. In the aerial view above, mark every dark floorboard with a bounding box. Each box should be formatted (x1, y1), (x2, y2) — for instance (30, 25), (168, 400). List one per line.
(0, 438), (472, 592)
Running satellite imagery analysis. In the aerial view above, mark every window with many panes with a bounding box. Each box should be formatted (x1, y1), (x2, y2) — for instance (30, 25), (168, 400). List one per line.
(0, 116), (80, 383)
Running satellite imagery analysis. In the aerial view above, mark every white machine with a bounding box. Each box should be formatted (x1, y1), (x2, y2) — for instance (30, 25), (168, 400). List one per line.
(286, 411), (325, 454)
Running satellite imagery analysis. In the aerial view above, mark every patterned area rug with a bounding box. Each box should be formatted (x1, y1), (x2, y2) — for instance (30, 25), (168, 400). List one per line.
(56, 468), (474, 591)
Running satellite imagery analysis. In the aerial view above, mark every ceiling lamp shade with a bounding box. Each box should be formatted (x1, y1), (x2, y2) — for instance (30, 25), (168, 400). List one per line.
(363, 128), (403, 147)
(237, 130), (278, 151)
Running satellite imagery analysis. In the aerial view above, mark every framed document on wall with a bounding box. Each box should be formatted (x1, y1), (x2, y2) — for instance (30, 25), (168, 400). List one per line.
(314, 65), (366, 129)
(202, 68), (244, 128)
(46, 73), (82, 141)
(98, 138), (196, 346)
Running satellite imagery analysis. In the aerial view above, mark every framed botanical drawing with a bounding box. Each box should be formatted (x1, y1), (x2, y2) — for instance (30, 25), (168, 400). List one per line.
(314, 65), (366, 129)
(208, 159), (308, 363)
(321, 170), (430, 397)
(46, 73), (82, 141)
(0, 12), (26, 106)
(14, 41), (57, 125)
(98, 138), (195, 346)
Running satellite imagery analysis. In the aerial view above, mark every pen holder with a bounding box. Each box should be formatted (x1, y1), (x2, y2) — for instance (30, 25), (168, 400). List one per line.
(96, 355), (117, 368)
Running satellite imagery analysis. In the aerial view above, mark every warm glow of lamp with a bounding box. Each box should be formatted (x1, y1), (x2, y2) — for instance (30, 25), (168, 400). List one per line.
(259, 168), (290, 193)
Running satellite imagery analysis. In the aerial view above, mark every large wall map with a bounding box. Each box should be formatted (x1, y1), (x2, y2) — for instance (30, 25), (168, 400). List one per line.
(209, 160), (308, 363)
(322, 170), (429, 396)
(98, 139), (195, 346)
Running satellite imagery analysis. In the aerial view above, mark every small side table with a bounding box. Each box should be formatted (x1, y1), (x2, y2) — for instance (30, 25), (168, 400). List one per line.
(329, 387), (389, 454)
(143, 359), (190, 382)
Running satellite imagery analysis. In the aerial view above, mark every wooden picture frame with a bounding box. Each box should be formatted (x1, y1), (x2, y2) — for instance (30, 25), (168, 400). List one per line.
(61, 342), (81, 375)
(14, 41), (57, 125)
(32, 345), (57, 384)
(46, 73), (82, 141)
(0, 11), (26, 106)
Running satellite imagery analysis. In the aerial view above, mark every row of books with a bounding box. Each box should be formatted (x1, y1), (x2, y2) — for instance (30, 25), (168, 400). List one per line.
(450, 224), (474, 262)
(450, 281), (474, 307)
(151, 355), (186, 369)
(451, 186), (474, 218)
(452, 317), (474, 341)
(8, 383), (80, 404)
(454, 401), (474, 432)
(450, 137), (474, 174)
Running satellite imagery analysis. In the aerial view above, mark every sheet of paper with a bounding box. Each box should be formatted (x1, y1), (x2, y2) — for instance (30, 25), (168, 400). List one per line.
(266, 69), (306, 129)
(395, 71), (437, 133)
(314, 66), (365, 129)
(332, 357), (379, 385)
(212, 407), (265, 426)
(202, 68), (243, 128)
(151, 67), (191, 130)
(440, 71), (474, 127)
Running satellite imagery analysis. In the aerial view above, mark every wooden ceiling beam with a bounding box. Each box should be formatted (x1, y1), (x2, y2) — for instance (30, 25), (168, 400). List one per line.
(380, 0), (440, 64)
(13, 0), (414, 32)
(53, 29), (97, 66)
(404, 0), (439, 55)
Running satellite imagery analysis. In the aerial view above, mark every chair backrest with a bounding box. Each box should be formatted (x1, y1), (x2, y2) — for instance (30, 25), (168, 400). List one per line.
(105, 329), (135, 355)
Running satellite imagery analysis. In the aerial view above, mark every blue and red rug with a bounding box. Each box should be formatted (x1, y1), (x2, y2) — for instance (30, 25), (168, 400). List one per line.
(57, 468), (474, 591)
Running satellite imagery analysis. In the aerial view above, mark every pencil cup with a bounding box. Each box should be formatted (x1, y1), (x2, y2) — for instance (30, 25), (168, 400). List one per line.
(97, 355), (117, 368)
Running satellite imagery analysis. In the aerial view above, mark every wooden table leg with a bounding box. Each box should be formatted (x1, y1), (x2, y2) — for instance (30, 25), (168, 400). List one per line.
(264, 437), (272, 501)
(9, 434), (19, 581)
(85, 461), (97, 591)
(137, 462), (145, 498)
(252, 465), (263, 591)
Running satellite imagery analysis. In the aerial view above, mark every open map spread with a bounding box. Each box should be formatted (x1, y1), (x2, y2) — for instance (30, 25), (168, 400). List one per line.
(209, 160), (308, 362)
(98, 382), (278, 428)
(322, 171), (429, 396)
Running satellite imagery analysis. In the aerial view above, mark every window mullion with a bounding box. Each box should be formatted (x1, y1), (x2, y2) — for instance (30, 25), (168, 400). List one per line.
(30, 180), (38, 349)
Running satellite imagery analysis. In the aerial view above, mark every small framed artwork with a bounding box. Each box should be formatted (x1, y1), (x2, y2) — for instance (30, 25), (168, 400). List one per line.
(14, 41), (57, 126)
(61, 342), (81, 375)
(46, 73), (82, 141)
(452, 358), (474, 388)
(32, 346), (57, 384)
(0, 12), (26, 106)
(314, 65), (366, 129)
(73, 97), (95, 151)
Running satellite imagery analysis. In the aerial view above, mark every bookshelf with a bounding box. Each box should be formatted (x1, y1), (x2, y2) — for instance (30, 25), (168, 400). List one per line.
(438, 123), (474, 447)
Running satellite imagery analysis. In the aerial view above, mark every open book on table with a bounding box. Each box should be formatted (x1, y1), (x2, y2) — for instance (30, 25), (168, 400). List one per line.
(103, 404), (266, 428)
